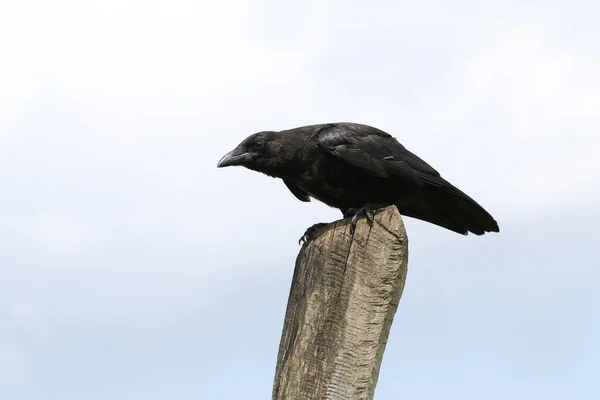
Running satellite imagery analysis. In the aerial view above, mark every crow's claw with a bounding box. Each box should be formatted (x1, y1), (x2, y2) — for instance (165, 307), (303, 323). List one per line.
(345, 204), (386, 234)
(299, 222), (328, 245)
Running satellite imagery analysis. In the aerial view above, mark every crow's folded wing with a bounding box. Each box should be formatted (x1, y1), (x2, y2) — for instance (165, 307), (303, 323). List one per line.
(315, 124), (442, 186)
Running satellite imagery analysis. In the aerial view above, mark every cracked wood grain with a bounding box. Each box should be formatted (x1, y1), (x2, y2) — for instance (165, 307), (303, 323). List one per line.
(273, 206), (409, 400)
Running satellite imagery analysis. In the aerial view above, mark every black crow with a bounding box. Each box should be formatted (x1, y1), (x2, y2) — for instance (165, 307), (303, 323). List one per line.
(217, 122), (499, 240)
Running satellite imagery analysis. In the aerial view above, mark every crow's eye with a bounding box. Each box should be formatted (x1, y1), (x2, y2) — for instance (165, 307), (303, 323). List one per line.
(252, 140), (265, 150)
(243, 136), (266, 152)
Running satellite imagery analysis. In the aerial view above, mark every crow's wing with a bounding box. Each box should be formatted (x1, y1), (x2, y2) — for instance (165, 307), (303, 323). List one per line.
(315, 123), (441, 186)
(284, 179), (311, 202)
(314, 123), (499, 235)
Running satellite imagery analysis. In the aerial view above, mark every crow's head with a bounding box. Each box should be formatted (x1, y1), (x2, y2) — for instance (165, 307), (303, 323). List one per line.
(217, 131), (288, 174)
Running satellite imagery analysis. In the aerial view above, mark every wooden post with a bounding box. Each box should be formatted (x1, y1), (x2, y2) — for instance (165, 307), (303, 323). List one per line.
(273, 205), (409, 400)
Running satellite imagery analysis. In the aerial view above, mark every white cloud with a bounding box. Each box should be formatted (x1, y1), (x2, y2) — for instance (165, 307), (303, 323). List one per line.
(402, 23), (600, 214)
(0, 0), (325, 151)
(459, 26), (600, 138)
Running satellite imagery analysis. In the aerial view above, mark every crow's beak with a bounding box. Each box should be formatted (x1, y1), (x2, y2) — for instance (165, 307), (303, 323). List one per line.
(217, 148), (253, 168)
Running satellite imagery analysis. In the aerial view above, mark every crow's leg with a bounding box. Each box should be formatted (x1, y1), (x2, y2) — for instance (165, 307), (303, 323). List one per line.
(299, 222), (329, 245)
(344, 203), (388, 234)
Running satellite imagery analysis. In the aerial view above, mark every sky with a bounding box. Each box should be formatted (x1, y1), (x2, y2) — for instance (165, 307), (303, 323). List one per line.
(1, 1), (599, 399)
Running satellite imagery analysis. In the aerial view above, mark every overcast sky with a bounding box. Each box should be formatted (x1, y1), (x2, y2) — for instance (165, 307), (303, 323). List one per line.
(1, 1), (599, 399)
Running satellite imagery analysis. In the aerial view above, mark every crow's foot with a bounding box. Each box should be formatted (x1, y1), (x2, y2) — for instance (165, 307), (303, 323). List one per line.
(344, 203), (387, 234)
(299, 222), (328, 245)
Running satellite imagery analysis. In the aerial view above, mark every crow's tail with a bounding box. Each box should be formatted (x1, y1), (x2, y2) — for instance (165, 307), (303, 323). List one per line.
(397, 181), (499, 235)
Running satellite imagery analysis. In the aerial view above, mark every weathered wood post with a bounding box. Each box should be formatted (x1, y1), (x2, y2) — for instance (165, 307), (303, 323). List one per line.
(273, 205), (409, 400)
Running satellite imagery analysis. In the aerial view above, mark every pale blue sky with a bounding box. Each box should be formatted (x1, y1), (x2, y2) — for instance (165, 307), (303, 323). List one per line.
(1, 1), (599, 399)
